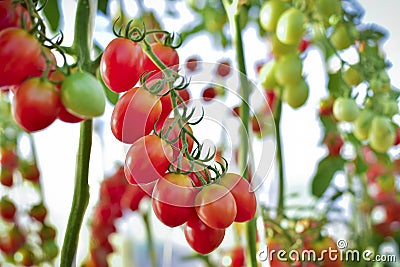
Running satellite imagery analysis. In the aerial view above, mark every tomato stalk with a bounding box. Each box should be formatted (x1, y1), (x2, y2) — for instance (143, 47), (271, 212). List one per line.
(274, 97), (285, 216)
(222, 0), (257, 266)
(142, 208), (157, 267)
(60, 0), (97, 266)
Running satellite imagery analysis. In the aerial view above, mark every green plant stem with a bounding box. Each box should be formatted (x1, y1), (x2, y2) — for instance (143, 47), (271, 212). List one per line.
(142, 209), (157, 267)
(222, 0), (257, 266)
(60, 0), (97, 266)
(274, 98), (285, 217)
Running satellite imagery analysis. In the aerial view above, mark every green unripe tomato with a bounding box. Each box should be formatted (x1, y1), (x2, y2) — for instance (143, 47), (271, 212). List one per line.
(259, 59), (277, 89)
(370, 71), (390, 93)
(259, 0), (288, 32)
(271, 34), (298, 58)
(342, 65), (361, 86)
(274, 53), (303, 86)
(383, 99), (399, 117)
(282, 79), (309, 108)
(276, 8), (306, 45)
(353, 109), (374, 141)
(61, 71), (106, 118)
(333, 97), (359, 122)
(330, 23), (355, 50)
(368, 116), (395, 153)
(314, 0), (342, 25)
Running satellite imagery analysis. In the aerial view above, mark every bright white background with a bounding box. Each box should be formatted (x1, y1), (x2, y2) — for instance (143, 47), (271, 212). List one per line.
(3, 0), (399, 266)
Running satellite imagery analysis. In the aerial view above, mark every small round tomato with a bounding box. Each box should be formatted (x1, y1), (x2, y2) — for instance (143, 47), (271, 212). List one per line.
(13, 78), (61, 132)
(219, 173), (256, 223)
(0, 28), (43, 87)
(202, 86), (217, 102)
(282, 79), (309, 108)
(368, 116), (395, 153)
(0, 0), (31, 30)
(111, 87), (162, 144)
(332, 97), (359, 122)
(100, 38), (144, 93)
(342, 65), (361, 86)
(29, 203), (47, 222)
(184, 215), (225, 254)
(120, 185), (148, 211)
(330, 23), (356, 50)
(152, 173), (197, 227)
(353, 109), (374, 141)
(0, 148), (18, 170)
(216, 61), (231, 77)
(142, 43), (179, 74)
(61, 71), (106, 118)
(195, 184), (237, 229)
(0, 168), (13, 187)
(259, 0), (288, 32)
(275, 53), (303, 86)
(125, 135), (174, 185)
(259, 59), (278, 89)
(271, 34), (298, 58)
(0, 227), (25, 255)
(0, 197), (16, 222)
(185, 56), (200, 72)
(276, 8), (305, 45)
(19, 161), (40, 183)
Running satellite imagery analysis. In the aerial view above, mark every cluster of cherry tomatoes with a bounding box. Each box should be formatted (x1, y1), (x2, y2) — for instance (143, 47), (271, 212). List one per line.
(0, 147), (58, 266)
(0, 0), (106, 132)
(83, 166), (148, 267)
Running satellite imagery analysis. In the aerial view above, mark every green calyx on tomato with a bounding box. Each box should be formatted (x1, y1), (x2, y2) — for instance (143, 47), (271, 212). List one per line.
(61, 71), (106, 118)
(276, 7), (306, 45)
(332, 97), (359, 122)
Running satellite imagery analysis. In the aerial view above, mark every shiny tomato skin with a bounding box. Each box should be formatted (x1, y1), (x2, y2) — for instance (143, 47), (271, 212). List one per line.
(13, 78), (61, 132)
(124, 135), (174, 185)
(111, 87), (162, 144)
(0, 28), (43, 88)
(195, 184), (237, 229)
(184, 215), (225, 254)
(0, 1), (31, 30)
(219, 173), (256, 223)
(100, 38), (144, 93)
(142, 43), (179, 74)
(152, 173), (197, 227)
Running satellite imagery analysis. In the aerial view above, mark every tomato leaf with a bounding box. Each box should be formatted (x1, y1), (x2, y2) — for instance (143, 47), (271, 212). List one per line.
(41, 0), (61, 32)
(311, 156), (345, 198)
(98, 0), (109, 14)
(327, 72), (346, 97)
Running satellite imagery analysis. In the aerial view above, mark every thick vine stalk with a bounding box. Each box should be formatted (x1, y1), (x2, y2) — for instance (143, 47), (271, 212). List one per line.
(60, 0), (97, 266)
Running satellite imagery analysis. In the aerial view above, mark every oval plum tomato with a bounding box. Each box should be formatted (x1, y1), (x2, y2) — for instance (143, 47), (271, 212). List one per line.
(13, 78), (61, 132)
(368, 116), (395, 153)
(111, 87), (162, 144)
(142, 43), (179, 74)
(61, 71), (106, 118)
(195, 184), (237, 229)
(271, 34), (298, 58)
(0, 28), (43, 88)
(48, 70), (84, 123)
(219, 173), (256, 222)
(125, 135), (173, 185)
(332, 97), (359, 122)
(0, 0), (31, 30)
(184, 215), (225, 254)
(152, 173), (197, 227)
(100, 38), (144, 93)
(259, 0), (288, 32)
(0, 168), (13, 187)
(276, 8), (305, 45)
(282, 79), (309, 108)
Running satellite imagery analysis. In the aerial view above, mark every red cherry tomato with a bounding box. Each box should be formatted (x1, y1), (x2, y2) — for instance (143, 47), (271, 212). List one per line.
(142, 43), (179, 74)
(216, 60), (231, 77)
(120, 185), (148, 211)
(152, 173), (197, 227)
(185, 56), (200, 72)
(202, 86), (217, 102)
(0, 227), (25, 255)
(111, 87), (162, 144)
(0, 197), (16, 222)
(184, 215), (225, 254)
(125, 135), (174, 185)
(0, 28), (43, 88)
(219, 173), (257, 222)
(100, 38), (144, 93)
(195, 184), (237, 229)
(13, 78), (61, 132)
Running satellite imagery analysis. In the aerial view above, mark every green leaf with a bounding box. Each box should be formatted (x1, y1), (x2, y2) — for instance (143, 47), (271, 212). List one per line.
(327, 72), (346, 97)
(97, 0), (109, 15)
(41, 0), (61, 32)
(311, 156), (346, 198)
